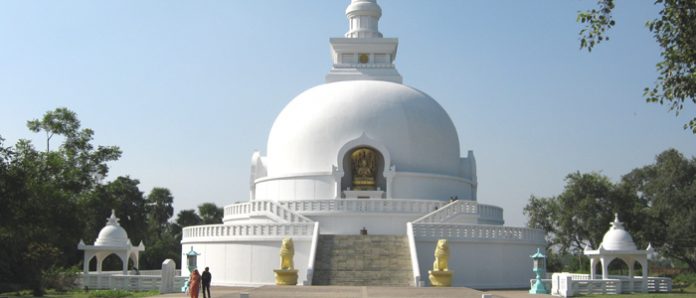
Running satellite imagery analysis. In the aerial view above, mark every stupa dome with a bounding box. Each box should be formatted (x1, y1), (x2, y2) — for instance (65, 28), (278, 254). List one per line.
(266, 80), (461, 178)
(94, 210), (130, 247)
(600, 214), (637, 251)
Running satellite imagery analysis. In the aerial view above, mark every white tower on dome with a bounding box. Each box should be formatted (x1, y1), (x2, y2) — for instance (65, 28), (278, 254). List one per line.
(326, 0), (402, 83)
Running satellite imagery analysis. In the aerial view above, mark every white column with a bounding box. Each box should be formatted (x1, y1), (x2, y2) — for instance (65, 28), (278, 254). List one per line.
(627, 258), (635, 292)
(83, 254), (91, 274)
(600, 257), (609, 280)
(641, 258), (648, 292)
(121, 253), (129, 275)
(589, 257), (596, 279)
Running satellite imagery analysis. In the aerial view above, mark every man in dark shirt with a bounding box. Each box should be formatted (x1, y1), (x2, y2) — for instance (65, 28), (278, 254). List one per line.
(201, 267), (212, 298)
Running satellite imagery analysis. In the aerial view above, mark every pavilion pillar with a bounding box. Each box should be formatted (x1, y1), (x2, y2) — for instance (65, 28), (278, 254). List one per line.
(96, 255), (104, 273)
(627, 258), (635, 292)
(640, 258), (648, 292)
(589, 257), (596, 279)
(121, 253), (129, 275)
(600, 257), (609, 280)
(83, 254), (91, 274)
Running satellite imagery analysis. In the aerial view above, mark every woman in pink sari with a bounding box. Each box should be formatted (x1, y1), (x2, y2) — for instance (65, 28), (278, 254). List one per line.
(188, 269), (202, 298)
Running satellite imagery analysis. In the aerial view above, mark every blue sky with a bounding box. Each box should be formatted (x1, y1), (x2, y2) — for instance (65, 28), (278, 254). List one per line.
(1, 1), (694, 227)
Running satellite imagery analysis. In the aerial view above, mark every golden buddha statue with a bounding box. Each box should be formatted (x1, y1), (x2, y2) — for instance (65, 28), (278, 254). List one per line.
(351, 148), (377, 190)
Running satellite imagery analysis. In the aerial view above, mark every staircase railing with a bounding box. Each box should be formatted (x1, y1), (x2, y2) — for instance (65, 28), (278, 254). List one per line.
(223, 200), (313, 223)
(411, 200), (467, 224)
(304, 222), (320, 285)
(406, 222), (421, 287)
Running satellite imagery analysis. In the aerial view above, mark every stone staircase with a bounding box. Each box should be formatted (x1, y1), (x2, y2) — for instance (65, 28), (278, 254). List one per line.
(312, 235), (413, 286)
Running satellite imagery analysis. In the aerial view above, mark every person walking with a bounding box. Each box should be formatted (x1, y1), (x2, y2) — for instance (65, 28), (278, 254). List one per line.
(201, 267), (212, 298)
(188, 269), (201, 298)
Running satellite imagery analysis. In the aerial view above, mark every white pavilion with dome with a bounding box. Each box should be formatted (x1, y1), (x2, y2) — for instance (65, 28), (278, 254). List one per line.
(181, 0), (545, 288)
(78, 210), (145, 275)
(584, 214), (654, 291)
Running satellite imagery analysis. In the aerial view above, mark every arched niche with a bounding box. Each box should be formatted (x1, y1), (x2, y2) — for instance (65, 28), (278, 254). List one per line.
(335, 133), (393, 198)
(341, 146), (386, 192)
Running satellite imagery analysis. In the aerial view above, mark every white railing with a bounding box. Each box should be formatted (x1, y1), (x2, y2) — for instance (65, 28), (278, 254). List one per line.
(224, 201), (312, 223)
(181, 223), (316, 242)
(304, 222), (320, 285)
(406, 222), (421, 287)
(552, 273), (672, 297)
(411, 223), (546, 243)
(412, 200), (503, 225)
(412, 200), (470, 223)
(280, 199), (445, 215)
(79, 274), (186, 292)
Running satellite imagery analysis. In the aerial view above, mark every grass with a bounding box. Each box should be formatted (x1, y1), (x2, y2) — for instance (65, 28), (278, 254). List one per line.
(0, 289), (160, 298)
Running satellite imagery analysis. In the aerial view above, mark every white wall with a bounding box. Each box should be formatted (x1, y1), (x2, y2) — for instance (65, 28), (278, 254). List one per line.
(308, 213), (422, 235)
(415, 239), (539, 289)
(181, 239), (312, 286)
(391, 172), (474, 201)
(255, 175), (335, 200)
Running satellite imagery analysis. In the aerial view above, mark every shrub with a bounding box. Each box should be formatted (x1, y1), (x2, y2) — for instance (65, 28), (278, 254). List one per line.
(42, 266), (80, 292)
(673, 273), (696, 292)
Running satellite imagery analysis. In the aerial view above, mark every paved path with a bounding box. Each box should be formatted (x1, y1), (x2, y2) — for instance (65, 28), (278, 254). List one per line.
(153, 286), (553, 298)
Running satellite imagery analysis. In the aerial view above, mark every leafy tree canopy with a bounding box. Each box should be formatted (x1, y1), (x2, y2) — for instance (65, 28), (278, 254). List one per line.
(525, 149), (696, 272)
(579, 0), (696, 133)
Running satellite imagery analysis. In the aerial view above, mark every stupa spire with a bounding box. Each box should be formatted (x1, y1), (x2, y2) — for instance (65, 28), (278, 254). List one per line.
(326, 0), (402, 83)
(345, 0), (383, 38)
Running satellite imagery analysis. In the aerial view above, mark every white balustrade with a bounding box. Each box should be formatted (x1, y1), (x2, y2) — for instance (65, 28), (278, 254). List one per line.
(279, 199), (445, 215)
(79, 273), (186, 292)
(551, 273), (672, 297)
(411, 223), (546, 243)
(223, 201), (312, 223)
(181, 223), (315, 241)
(412, 200), (504, 225)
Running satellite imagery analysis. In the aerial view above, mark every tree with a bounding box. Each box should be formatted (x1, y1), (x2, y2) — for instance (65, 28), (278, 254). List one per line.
(198, 202), (224, 224)
(0, 108), (121, 295)
(26, 107), (79, 152)
(175, 210), (202, 228)
(146, 188), (174, 231)
(578, 0), (696, 133)
(525, 149), (696, 272)
(621, 149), (696, 272)
(524, 172), (645, 254)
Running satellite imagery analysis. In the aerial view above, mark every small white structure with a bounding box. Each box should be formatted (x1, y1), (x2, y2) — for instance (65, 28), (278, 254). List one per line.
(78, 210), (145, 274)
(583, 214), (654, 291)
(551, 214), (670, 297)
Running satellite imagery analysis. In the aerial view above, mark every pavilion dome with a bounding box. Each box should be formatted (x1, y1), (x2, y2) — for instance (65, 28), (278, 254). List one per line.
(94, 210), (130, 247)
(600, 214), (637, 251)
(266, 80), (461, 177)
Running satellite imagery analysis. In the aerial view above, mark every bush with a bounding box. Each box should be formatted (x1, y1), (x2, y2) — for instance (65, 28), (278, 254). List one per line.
(673, 273), (696, 292)
(42, 266), (80, 292)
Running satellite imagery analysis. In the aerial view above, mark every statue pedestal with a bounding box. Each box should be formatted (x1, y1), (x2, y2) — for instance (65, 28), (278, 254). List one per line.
(343, 190), (384, 199)
(274, 269), (298, 285)
(428, 270), (453, 287)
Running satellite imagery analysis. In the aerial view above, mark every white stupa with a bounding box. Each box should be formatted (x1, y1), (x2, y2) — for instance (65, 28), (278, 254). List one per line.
(181, 0), (545, 288)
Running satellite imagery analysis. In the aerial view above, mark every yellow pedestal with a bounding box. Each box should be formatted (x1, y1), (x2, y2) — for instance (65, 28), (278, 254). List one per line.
(428, 270), (453, 287)
(274, 269), (298, 285)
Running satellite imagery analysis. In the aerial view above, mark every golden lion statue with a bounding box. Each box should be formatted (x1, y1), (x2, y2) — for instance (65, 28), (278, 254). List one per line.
(432, 239), (449, 271)
(279, 238), (294, 270)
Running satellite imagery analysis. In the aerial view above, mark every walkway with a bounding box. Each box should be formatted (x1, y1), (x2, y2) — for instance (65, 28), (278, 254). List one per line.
(152, 286), (551, 298)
